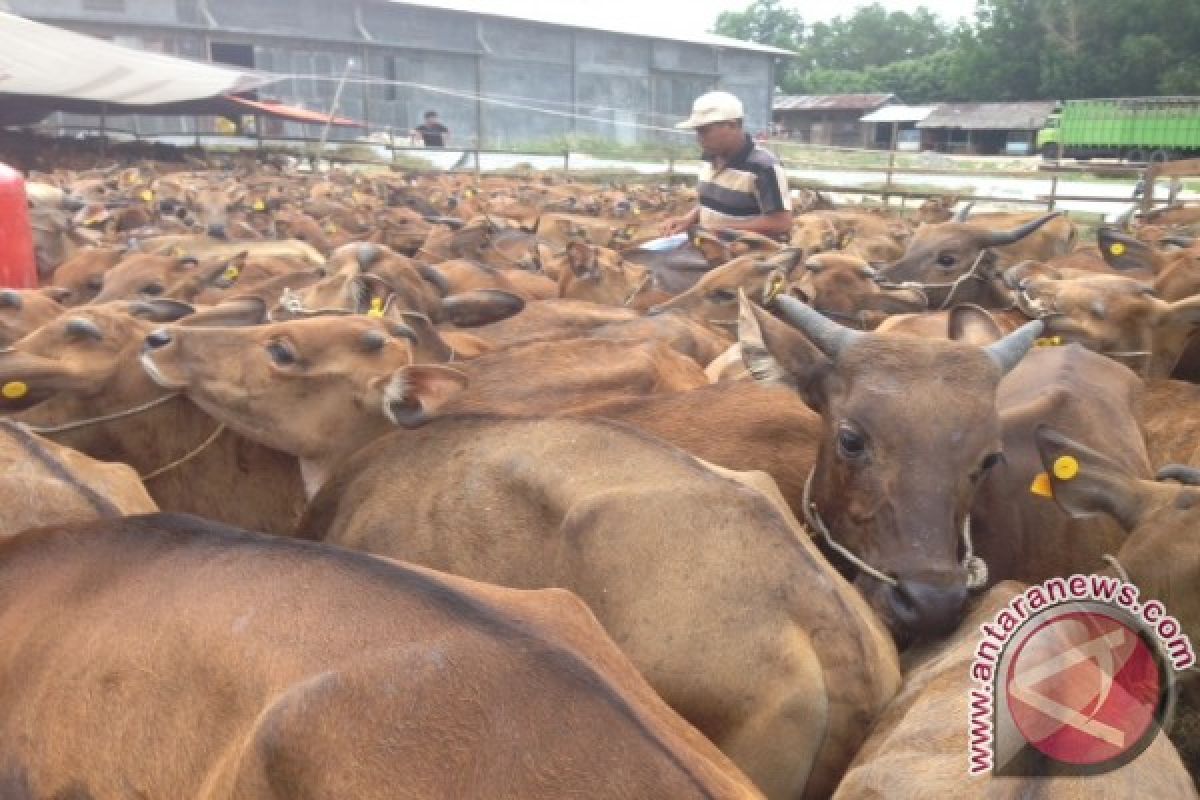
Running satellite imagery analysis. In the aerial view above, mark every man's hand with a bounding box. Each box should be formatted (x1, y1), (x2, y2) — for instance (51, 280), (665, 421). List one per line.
(660, 216), (691, 236)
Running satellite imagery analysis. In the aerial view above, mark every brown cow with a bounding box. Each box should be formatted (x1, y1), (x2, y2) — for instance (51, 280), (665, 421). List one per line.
(48, 246), (124, 306)
(1034, 426), (1200, 776)
(0, 303), (305, 535)
(139, 316), (708, 495)
(880, 212), (1076, 303)
(970, 345), (1149, 585)
(0, 513), (763, 799)
(1139, 379), (1200, 467)
(0, 288), (68, 348)
(647, 248), (807, 328)
(0, 420), (156, 533)
(1015, 273), (1200, 379)
(294, 415), (901, 799)
(834, 581), (1198, 799)
(738, 291), (1044, 645)
(790, 253), (928, 329)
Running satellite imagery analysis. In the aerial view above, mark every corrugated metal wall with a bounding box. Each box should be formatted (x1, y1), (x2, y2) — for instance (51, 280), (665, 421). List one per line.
(7, 0), (776, 147)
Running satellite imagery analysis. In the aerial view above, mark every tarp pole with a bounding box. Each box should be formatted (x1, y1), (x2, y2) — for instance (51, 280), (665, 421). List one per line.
(99, 103), (108, 160)
(316, 59), (353, 171)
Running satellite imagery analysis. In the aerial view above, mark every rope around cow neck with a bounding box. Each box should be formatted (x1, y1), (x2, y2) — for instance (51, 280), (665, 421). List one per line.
(19, 392), (181, 434)
(17, 392), (226, 483)
(801, 468), (988, 591)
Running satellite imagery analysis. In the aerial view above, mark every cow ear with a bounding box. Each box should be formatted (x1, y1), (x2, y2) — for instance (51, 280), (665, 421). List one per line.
(947, 304), (1004, 345)
(177, 296), (267, 328)
(127, 298), (195, 323)
(566, 241), (594, 277)
(1098, 227), (1157, 272)
(439, 289), (524, 327)
(869, 286), (930, 317)
(1032, 425), (1146, 530)
(737, 290), (829, 410)
(381, 365), (469, 428)
(1156, 294), (1200, 329)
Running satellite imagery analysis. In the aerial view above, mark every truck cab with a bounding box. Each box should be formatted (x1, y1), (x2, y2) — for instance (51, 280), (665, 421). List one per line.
(1036, 113), (1061, 158)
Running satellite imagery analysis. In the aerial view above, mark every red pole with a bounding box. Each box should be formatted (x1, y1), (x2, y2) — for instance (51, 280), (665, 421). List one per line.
(0, 162), (37, 289)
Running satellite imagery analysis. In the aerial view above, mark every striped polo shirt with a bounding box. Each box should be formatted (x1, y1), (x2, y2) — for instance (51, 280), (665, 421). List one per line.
(697, 135), (792, 229)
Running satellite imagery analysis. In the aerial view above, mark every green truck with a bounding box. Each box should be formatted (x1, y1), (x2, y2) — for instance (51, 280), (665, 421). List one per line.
(1036, 97), (1200, 162)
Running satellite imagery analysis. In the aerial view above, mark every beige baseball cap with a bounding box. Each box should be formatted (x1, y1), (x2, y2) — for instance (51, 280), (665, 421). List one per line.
(675, 91), (744, 129)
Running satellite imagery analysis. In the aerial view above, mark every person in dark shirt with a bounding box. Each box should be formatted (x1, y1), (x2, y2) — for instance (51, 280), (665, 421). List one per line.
(414, 110), (449, 148)
(661, 91), (792, 240)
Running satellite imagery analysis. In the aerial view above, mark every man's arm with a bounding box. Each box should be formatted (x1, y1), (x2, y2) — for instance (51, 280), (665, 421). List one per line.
(661, 205), (700, 236)
(717, 210), (793, 238)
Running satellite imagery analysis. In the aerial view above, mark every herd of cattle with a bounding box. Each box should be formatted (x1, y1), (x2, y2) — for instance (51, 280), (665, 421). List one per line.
(3, 158), (1200, 798)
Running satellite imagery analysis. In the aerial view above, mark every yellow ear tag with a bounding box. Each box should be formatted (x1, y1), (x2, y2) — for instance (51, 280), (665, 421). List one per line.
(1053, 455), (1080, 481)
(253, 199), (267, 212)
(1034, 336), (1063, 348)
(139, 190), (154, 204)
(169, 246), (185, 258)
(325, 223), (338, 235)
(223, 266), (240, 282)
(1030, 472), (1054, 497)
(367, 297), (385, 318)
(2, 381), (28, 400)
(633, 207), (641, 216)
(1109, 242), (1127, 256)
(464, 189), (475, 198)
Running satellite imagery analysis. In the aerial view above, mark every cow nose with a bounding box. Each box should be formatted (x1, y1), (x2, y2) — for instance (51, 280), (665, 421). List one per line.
(144, 329), (173, 351)
(885, 576), (967, 639)
(207, 223), (228, 239)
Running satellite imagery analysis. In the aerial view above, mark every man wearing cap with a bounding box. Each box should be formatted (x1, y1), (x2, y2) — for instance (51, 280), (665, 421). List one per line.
(662, 91), (793, 240)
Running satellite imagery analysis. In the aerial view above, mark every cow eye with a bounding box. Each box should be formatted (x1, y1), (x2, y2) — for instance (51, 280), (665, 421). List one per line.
(709, 288), (737, 303)
(141, 283), (164, 296)
(837, 425), (867, 459)
(981, 452), (1004, 471)
(266, 340), (297, 366)
(936, 253), (957, 268)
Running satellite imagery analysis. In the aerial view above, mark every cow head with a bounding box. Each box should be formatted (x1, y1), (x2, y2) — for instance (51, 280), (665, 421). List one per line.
(1016, 274), (1200, 379)
(881, 212), (1066, 286)
(555, 242), (656, 308)
(0, 289), (69, 348)
(648, 248), (807, 328)
(740, 291), (1042, 645)
(139, 316), (438, 466)
(791, 253), (927, 329)
(0, 301), (196, 415)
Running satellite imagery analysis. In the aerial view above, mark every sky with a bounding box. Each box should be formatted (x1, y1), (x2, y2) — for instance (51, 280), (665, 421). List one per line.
(466, 1), (981, 38)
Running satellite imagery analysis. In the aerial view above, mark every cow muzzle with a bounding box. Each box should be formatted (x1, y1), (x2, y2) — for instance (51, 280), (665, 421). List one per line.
(881, 572), (969, 640)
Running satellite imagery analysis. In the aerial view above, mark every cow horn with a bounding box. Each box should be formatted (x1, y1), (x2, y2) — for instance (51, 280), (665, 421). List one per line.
(774, 294), (863, 360)
(356, 243), (384, 271)
(983, 319), (1044, 374)
(952, 202), (975, 223)
(981, 212), (1063, 247)
(1114, 205), (1137, 232)
(1156, 464), (1200, 486)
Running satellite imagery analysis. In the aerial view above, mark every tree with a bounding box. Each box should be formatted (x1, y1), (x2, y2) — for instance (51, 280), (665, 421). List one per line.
(712, 0), (805, 52)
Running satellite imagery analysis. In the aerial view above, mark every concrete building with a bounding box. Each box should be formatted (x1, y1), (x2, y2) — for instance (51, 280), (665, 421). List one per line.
(1, 0), (788, 147)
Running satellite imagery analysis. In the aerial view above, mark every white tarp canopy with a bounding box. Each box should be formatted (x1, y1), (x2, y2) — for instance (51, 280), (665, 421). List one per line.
(0, 12), (275, 106)
(860, 105), (938, 124)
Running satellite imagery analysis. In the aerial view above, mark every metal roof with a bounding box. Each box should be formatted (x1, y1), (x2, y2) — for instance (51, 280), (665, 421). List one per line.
(917, 102), (1057, 130)
(0, 12), (272, 105)
(859, 104), (937, 123)
(773, 94), (895, 112)
(389, 1), (796, 56)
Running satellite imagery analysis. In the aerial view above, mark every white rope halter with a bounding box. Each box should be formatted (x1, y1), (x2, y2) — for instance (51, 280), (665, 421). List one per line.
(801, 468), (988, 591)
